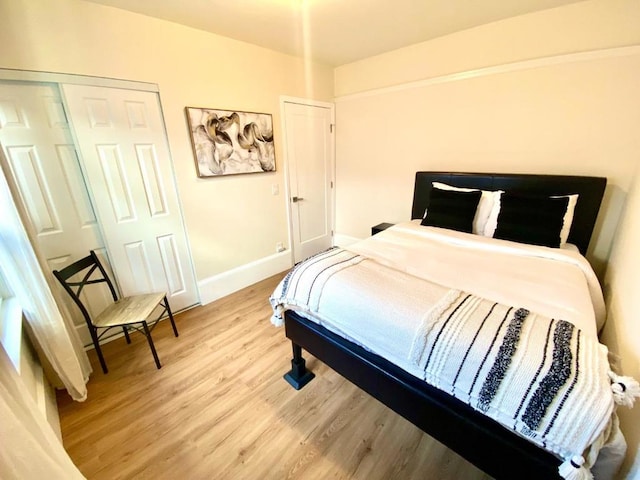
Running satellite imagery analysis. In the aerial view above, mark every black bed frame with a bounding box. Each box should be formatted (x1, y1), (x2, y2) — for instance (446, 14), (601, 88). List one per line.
(282, 172), (607, 480)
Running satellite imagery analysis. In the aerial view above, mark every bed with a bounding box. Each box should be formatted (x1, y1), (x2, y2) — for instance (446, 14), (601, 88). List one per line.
(270, 172), (628, 480)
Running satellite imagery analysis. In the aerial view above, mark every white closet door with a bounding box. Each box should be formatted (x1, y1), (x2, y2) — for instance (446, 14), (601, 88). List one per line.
(62, 84), (198, 311)
(0, 81), (113, 346)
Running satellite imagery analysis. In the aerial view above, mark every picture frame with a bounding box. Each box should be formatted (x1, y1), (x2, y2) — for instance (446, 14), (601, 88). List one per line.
(185, 107), (276, 177)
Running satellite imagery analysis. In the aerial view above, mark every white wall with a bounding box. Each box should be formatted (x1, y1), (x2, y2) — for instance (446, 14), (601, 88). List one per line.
(19, 328), (62, 439)
(601, 164), (640, 478)
(335, 0), (640, 97)
(333, 0), (640, 277)
(334, 0), (640, 475)
(0, 0), (334, 298)
(334, 50), (640, 274)
(1, 302), (62, 439)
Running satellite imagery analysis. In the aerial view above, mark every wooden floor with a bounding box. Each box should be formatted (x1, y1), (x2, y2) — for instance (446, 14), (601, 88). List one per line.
(57, 273), (492, 480)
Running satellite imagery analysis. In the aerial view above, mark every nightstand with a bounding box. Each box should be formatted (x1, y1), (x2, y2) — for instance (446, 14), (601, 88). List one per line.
(371, 223), (395, 235)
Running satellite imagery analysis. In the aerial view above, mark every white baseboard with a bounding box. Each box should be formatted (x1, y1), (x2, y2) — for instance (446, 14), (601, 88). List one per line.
(198, 251), (292, 305)
(333, 233), (363, 247)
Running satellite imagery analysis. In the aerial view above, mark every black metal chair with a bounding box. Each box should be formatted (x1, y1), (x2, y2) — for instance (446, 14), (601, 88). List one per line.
(53, 250), (178, 373)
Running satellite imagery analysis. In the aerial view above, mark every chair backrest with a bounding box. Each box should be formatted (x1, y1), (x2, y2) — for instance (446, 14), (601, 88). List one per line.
(53, 251), (119, 327)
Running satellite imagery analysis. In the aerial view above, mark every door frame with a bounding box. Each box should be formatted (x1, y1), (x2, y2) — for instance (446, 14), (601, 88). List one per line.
(279, 96), (336, 264)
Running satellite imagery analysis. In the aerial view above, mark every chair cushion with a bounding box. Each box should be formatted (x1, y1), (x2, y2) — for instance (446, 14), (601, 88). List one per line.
(93, 292), (167, 328)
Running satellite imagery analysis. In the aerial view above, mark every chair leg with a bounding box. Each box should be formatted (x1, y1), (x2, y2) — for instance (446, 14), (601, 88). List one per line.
(164, 296), (179, 337)
(123, 326), (131, 344)
(142, 321), (162, 369)
(90, 327), (108, 374)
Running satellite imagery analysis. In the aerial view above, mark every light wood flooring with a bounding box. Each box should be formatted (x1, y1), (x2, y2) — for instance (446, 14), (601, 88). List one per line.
(57, 273), (492, 480)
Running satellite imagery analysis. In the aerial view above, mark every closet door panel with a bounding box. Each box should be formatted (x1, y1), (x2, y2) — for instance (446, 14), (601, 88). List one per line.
(62, 84), (198, 312)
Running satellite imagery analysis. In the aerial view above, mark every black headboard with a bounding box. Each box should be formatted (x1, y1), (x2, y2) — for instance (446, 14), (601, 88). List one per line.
(411, 172), (606, 255)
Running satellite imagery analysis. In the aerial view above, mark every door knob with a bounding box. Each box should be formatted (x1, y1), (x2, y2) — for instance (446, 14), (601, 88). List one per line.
(292, 196), (304, 203)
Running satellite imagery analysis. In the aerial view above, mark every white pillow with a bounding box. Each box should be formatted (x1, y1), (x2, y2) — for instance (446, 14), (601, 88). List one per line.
(430, 182), (499, 235)
(483, 191), (502, 237)
(483, 193), (578, 246)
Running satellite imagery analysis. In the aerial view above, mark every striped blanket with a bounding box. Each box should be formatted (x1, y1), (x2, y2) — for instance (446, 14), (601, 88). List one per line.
(411, 290), (613, 457)
(270, 244), (622, 479)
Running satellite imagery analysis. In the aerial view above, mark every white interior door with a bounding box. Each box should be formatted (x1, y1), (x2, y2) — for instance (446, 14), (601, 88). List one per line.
(0, 81), (112, 346)
(283, 101), (334, 263)
(62, 84), (198, 312)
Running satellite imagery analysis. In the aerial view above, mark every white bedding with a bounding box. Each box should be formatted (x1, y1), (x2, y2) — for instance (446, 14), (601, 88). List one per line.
(270, 222), (624, 479)
(347, 222), (605, 336)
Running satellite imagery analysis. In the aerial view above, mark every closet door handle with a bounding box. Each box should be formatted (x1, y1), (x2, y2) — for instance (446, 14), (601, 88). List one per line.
(292, 196), (304, 203)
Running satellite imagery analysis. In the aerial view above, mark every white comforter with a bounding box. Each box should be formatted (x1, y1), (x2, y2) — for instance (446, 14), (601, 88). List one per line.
(270, 222), (623, 479)
(348, 222), (606, 336)
(272, 221), (605, 391)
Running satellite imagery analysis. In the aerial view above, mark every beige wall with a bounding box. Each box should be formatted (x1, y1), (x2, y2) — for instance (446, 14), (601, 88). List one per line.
(334, 0), (640, 275)
(334, 0), (640, 475)
(335, 0), (640, 97)
(335, 51), (640, 273)
(0, 0), (334, 283)
(601, 163), (640, 478)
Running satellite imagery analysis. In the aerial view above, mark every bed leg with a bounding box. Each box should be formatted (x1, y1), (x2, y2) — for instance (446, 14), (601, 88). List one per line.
(284, 342), (315, 390)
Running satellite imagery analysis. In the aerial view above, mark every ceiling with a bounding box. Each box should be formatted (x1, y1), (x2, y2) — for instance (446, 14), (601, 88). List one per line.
(85, 0), (583, 66)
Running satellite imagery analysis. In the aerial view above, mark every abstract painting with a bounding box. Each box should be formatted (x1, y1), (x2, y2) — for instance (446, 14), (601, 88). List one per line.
(185, 107), (276, 177)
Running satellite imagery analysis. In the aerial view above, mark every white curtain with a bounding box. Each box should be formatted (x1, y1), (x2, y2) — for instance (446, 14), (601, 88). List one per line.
(0, 156), (90, 401)
(0, 343), (86, 479)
